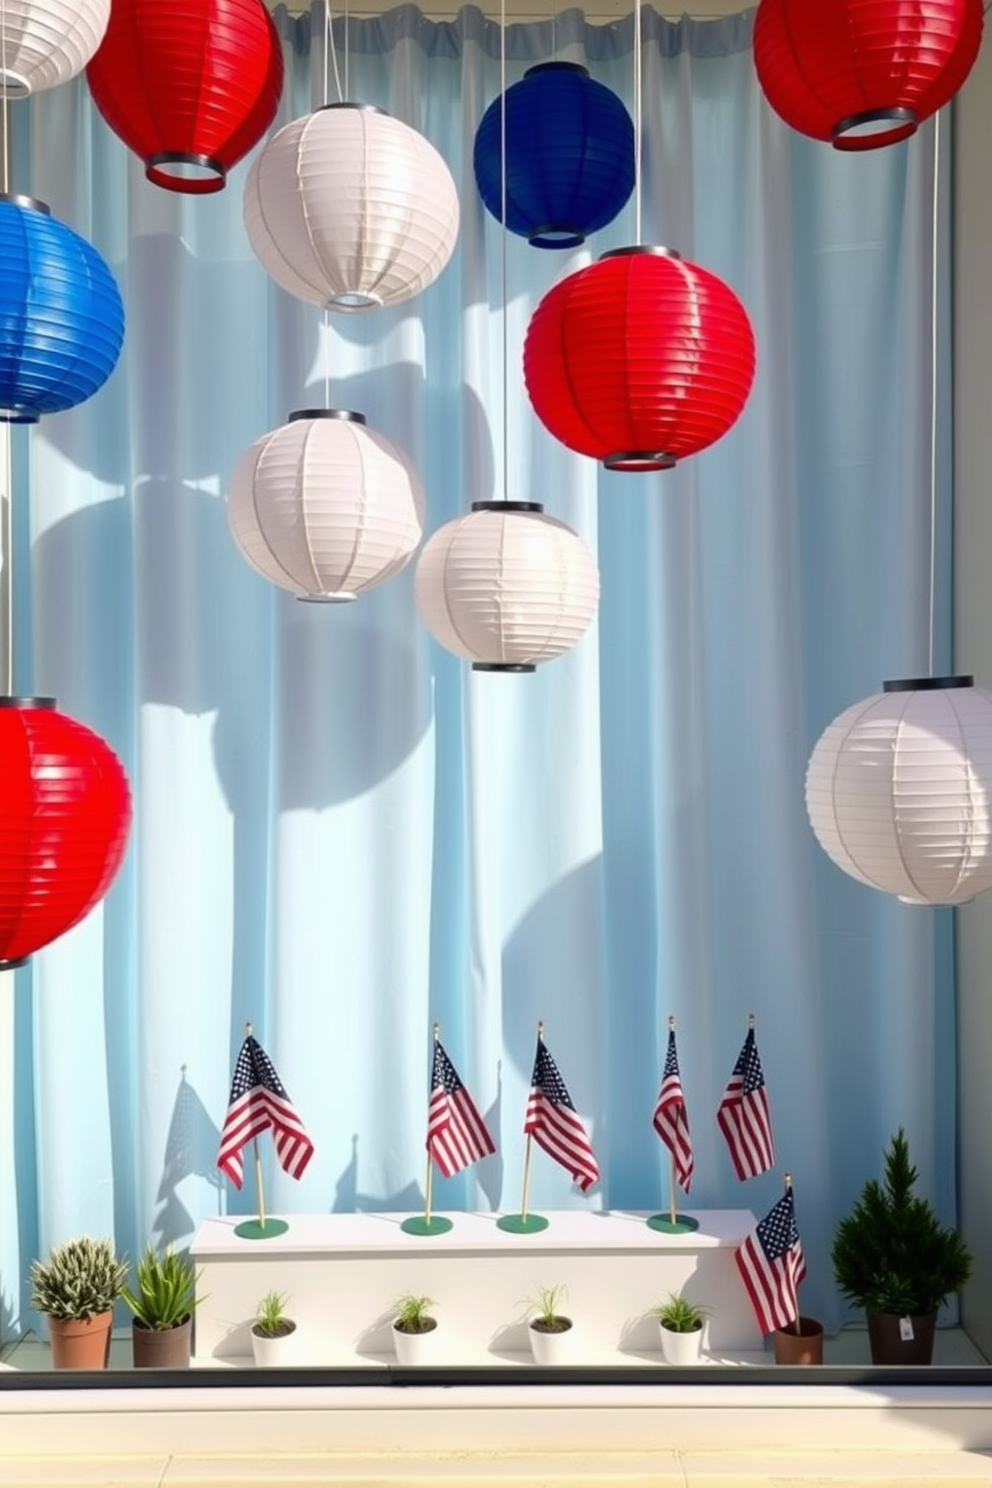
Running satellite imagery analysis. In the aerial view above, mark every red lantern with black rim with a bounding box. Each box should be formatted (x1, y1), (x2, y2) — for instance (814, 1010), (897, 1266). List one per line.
(0, 697), (132, 970)
(86, 0), (284, 194)
(523, 247), (756, 473)
(753, 0), (984, 151)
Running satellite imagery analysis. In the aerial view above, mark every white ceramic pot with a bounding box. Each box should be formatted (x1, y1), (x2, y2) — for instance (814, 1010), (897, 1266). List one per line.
(393, 1317), (438, 1364)
(251, 1321), (298, 1366)
(529, 1318), (573, 1364)
(659, 1321), (704, 1365)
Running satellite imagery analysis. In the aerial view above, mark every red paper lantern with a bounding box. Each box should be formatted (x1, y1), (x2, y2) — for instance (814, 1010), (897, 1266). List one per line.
(523, 247), (756, 473)
(0, 697), (132, 970)
(86, 0), (284, 195)
(753, 0), (984, 151)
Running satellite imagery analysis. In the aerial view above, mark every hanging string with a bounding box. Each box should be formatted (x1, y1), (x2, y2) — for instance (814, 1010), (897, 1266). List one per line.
(323, 0), (343, 106)
(500, 0), (508, 503)
(344, 0), (350, 105)
(927, 111), (941, 678)
(551, 0), (556, 63)
(1, 0), (8, 195)
(633, 0), (642, 244)
(1, 0), (10, 693)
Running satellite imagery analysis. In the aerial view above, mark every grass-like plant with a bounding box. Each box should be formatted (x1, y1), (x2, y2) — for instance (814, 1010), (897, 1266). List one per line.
(30, 1237), (128, 1321)
(654, 1292), (707, 1334)
(393, 1293), (437, 1335)
(832, 1127), (973, 1317)
(526, 1283), (571, 1334)
(122, 1245), (200, 1331)
(253, 1289), (296, 1339)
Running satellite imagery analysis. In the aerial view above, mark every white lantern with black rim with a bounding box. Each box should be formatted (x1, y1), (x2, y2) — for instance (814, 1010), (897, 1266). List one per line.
(0, 0), (109, 97)
(805, 675), (992, 906)
(227, 409), (424, 602)
(414, 501), (600, 673)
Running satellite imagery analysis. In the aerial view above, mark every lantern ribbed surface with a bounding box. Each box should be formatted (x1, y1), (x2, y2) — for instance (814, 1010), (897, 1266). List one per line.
(228, 411), (425, 601)
(414, 502), (600, 671)
(753, 0), (984, 150)
(472, 62), (634, 248)
(523, 248), (756, 472)
(0, 698), (132, 969)
(0, 0), (109, 97)
(0, 196), (124, 423)
(243, 104), (460, 310)
(805, 677), (992, 906)
(86, 0), (283, 194)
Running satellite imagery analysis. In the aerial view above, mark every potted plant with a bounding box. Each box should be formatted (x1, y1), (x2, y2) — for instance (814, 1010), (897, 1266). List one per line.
(526, 1284), (573, 1365)
(654, 1291), (708, 1365)
(250, 1289), (297, 1366)
(122, 1244), (200, 1368)
(30, 1236), (128, 1370)
(391, 1292), (438, 1365)
(831, 1127), (973, 1364)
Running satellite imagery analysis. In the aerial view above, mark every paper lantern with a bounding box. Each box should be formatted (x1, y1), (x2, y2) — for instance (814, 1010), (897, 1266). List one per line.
(805, 676), (992, 906)
(524, 246), (756, 472)
(243, 103), (459, 311)
(0, 0), (109, 96)
(0, 193), (123, 422)
(753, 0), (984, 150)
(228, 410), (425, 601)
(472, 62), (634, 248)
(0, 696), (132, 970)
(414, 501), (600, 671)
(86, 0), (283, 194)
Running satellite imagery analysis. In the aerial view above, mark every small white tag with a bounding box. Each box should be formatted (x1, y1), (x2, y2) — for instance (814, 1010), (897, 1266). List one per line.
(899, 1316), (915, 1341)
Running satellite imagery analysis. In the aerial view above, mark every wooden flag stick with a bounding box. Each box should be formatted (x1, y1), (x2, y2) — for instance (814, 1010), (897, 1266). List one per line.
(254, 1136), (266, 1231)
(667, 1015), (677, 1224)
(424, 1021), (440, 1226)
(784, 1171), (799, 1334)
(519, 1019), (543, 1222)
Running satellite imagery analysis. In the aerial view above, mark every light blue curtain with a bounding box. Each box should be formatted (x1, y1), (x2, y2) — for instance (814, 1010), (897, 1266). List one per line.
(1, 4), (953, 1339)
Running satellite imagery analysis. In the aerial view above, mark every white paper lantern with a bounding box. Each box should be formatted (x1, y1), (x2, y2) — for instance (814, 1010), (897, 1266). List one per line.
(415, 501), (600, 671)
(805, 676), (992, 906)
(0, 0), (109, 96)
(228, 410), (425, 601)
(243, 103), (459, 311)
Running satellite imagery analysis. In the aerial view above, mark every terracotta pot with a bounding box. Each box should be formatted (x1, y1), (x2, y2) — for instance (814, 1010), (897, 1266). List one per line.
(393, 1316), (438, 1365)
(529, 1317), (573, 1364)
(132, 1315), (192, 1369)
(773, 1315), (824, 1365)
(47, 1311), (114, 1370)
(867, 1309), (937, 1365)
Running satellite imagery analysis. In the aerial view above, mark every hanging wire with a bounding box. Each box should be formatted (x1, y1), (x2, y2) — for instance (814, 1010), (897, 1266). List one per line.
(1, 0), (10, 692)
(500, 0), (508, 503)
(1, 0), (8, 196)
(927, 111), (941, 677)
(323, 0), (343, 105)
(633, 0), (642, 244)
(551, 0), (556, 63)
(344, 0), (350, 105)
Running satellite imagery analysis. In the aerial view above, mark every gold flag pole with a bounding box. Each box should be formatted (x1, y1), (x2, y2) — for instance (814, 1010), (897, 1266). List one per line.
(402, 1022), (453, 1236)
(498, 1019), (549, 1233)
(423, 1022), (440, 1227)
(667, 1015), (678, 1227)
(784, 1171), (800, 1334)
(647, 1013), (698, 1235)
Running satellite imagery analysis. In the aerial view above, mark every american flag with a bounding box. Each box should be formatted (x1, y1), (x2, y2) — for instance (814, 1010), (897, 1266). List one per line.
(735, 1186), (807, 1334)
(652, 1028), (694, 1192)
(717, 1027), (775, 1181)
(427, 1039), (496, 1178)
(217, 1034), (314, 1189)
(524, 1035), (599, 1193)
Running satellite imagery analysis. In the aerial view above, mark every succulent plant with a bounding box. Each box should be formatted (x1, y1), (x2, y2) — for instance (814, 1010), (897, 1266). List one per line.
(122, 1245), (200, 1331)
(30, 1236), (128, 1321)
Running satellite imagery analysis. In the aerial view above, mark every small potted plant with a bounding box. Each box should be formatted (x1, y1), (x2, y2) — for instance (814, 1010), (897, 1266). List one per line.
(30, 1236), (128, 1370)
(122, 1244), (200, 1369)
(654, 1291), (708, 1365)
(526, 1284), (573, 1365)
(250, 1289), (297, 1366)
(392, 1292), (438, 1365)
(831, 1127), (973, 1364)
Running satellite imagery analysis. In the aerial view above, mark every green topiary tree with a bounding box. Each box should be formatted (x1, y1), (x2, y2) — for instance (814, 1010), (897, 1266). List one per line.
(831, 1128), (972, 1317)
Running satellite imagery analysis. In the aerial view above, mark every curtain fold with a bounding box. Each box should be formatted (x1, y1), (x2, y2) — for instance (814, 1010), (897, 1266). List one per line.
(0, 3), (953, 1338)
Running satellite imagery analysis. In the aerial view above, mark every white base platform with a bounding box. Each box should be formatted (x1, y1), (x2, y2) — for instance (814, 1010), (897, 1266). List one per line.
(190, 1209), (762, 1364)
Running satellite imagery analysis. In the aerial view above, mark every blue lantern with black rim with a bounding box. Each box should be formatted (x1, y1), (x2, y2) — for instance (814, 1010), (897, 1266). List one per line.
(472, 61), (634, 249)
(0, 193), (124, 422)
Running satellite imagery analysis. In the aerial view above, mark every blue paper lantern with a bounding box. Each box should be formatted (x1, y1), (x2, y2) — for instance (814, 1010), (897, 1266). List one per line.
(0, 193), (124, 422)
(472, 61), (634, 249)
